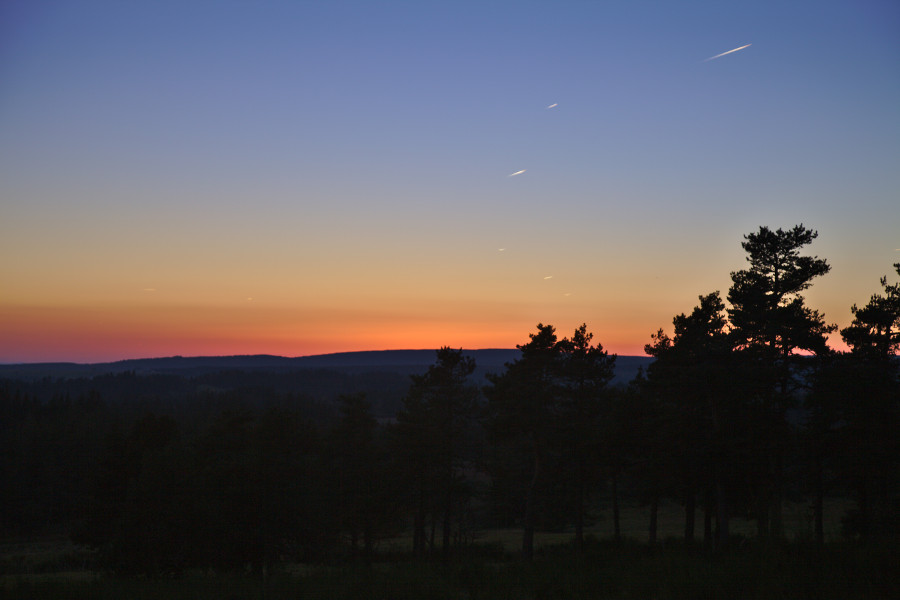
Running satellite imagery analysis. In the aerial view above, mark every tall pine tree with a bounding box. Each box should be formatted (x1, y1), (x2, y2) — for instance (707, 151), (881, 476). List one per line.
(727, 225), (835, 537)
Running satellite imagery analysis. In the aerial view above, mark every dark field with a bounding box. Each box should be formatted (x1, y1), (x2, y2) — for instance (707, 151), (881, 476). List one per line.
(3, 499), (896, 600)
(2, 538), (896, 600)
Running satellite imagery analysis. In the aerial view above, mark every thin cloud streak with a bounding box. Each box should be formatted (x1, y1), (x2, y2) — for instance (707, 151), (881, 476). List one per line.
(704, 43), (751, 62)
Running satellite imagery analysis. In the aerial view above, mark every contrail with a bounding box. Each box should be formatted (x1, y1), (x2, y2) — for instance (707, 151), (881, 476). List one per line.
(509, 169), (526, 177)
(704, 43), (751, 62)
(547, 103), (558, 109)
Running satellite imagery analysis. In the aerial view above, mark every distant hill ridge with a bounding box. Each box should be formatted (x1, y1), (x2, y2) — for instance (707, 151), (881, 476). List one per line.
(0, 349), (652, 384)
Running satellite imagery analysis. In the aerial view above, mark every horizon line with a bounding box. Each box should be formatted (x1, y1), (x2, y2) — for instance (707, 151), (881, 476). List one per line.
(0, 347), (656, 367)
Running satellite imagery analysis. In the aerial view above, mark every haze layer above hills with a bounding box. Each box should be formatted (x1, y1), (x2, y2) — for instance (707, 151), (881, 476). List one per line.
(0, 350), (651, 385)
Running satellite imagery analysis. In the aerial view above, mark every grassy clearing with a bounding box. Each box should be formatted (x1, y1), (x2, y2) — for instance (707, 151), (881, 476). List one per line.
(383, 497), (851, 555)
(1, 538), (896, 600)
(0, 498), (879, 600)
(586, 497), (850, 542)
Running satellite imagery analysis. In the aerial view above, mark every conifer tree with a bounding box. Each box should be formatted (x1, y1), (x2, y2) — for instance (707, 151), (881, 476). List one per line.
(485, 324), (559, 560)
(727, 225), (835, 537)
(396, 347), (479, 558)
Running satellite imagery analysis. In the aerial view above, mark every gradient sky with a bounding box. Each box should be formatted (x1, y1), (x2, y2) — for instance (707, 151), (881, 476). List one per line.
(2, 0), (899, 363)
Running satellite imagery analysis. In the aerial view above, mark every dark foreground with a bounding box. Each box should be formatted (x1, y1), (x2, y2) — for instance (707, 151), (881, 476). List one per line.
(3, 537), (896, 600)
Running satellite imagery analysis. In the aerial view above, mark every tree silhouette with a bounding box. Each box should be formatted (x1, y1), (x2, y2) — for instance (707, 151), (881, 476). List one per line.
(556, 324), (616, 552)
(644, 292), (735, 549)
(834, 263), (900, 538)
(191, 407), (327, 572)
(395, 347), (479, 558)
(624, 361), (669, 546)
(841, 263), (900, 359)
(727, 225), (835, 537)
(485, 324), (560, 560)
(729, 225), (834, 359)
(485, 324), (614, 557)
(328, 393), (391, 562)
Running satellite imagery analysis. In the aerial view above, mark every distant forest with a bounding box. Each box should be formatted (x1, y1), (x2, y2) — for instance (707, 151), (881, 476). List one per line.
(0, 224), (897, 575)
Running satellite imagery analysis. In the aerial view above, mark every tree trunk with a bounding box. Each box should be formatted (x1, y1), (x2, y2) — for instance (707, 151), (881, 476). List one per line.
(611, 472), (621, 542)
(703, 489), (713, 549)
(649, 494), (659, 546)
(770, 495), (783, 537)
(522, 434), (542, 561)
(684, 488), (695, 544)
(575, 506), (584, 554)
(770, 448), (784, 538)
(716, 481), (729, 551)
(413, 488), (426, 557)
(814, 455), (824, 545)
(757, 491), (770, 538)
(522, 511), (535, 561)
(363, 516), (373, 566)
(429, 511), (437, 554)
(575, 460), (585, 554)
(858, 477), (870, 539)
(441, 487), (452, 560)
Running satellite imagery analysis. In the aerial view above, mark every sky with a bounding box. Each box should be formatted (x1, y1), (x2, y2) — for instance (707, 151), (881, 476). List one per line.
(1, 0), (899, 363)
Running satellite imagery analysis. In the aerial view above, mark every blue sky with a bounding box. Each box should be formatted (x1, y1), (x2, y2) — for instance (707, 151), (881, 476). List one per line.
(1, 0), (899, 361)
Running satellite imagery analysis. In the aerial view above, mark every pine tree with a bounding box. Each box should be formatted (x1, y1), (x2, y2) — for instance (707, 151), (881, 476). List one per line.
(727, 225), (835, 537)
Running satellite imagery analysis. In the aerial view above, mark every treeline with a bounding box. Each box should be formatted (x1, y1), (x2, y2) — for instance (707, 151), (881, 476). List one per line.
(0, 225), (897, 574)
(0, 367), (415, 419)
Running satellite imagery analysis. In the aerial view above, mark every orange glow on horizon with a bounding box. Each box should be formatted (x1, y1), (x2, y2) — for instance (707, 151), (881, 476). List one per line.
(1, 301), (659, 363)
